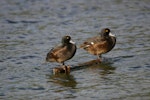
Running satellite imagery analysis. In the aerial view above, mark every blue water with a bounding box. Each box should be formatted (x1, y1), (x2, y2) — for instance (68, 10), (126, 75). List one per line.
(0, 0), (150, 100)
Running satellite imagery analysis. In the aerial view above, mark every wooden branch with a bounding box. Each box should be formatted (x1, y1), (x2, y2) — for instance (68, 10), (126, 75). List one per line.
(53, 65), (71, 74)
(53, 59), (101, 74)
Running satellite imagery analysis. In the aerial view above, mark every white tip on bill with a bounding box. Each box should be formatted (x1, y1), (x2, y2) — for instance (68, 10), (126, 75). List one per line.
(109, 32), (115, 37)
(69, 40), (75, 44)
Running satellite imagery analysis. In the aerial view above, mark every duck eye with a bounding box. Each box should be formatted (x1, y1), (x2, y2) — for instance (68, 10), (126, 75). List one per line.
(105, 29), (109, 33)
(66, 36), (70, 40)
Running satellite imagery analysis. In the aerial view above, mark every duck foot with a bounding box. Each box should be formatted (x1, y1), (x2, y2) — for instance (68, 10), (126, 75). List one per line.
(96, 58), (102, 62)
(53, 65), (70, 74)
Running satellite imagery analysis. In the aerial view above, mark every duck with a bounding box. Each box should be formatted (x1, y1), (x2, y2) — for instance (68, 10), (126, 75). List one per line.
(80, 28), (116, 60)
(46, 35), (76, 66)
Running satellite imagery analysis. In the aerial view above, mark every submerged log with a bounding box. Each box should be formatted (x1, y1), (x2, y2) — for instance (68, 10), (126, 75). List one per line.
(53, 59), (101, 74)
(53, 65), (71, 74)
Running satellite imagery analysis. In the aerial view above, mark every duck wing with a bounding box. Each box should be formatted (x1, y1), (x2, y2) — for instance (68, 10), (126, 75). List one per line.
(46, 44), (65, 62)
(80, 36), (105, 49)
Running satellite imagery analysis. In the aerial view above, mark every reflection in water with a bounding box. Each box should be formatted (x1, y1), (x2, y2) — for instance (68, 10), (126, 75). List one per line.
(95, 62), (115, 75)
(47, 58), (116, 88)
(47, 73), (77, 88)
(85, 59), (116, 76)
(72, 58), (116, 73)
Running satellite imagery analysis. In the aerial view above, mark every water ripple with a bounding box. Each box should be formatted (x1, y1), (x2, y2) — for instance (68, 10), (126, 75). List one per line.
(0, 0), (150, 99)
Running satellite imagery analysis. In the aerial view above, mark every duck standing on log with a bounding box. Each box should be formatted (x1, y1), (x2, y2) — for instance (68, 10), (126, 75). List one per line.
(46, 35), (77, 74)
(80, 28), (116, 61)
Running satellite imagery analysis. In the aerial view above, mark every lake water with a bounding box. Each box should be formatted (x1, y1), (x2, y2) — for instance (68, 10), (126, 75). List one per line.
(0, 0), (150, 100)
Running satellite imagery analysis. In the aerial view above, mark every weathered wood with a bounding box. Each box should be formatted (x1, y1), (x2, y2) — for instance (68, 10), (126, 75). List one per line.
(53, 59), (101, 74)
(53, 65), (71, 74)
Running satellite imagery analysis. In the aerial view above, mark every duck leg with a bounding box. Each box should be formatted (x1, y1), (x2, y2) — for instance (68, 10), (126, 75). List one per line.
(62, 62), (65, 66)
(97, 55), (102, 62)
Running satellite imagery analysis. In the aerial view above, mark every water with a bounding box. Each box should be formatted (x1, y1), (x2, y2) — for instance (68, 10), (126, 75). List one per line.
(0, 0), (150, 100)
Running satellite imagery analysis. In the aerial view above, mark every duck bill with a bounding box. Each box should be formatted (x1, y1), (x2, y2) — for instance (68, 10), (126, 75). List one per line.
(109, 32), (115, 37)
(69, 40), (75, 44)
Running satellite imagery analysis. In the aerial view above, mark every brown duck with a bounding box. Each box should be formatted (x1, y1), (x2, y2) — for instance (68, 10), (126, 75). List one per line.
(80, 28), (116, 60)
(46, 35), (76, 66)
